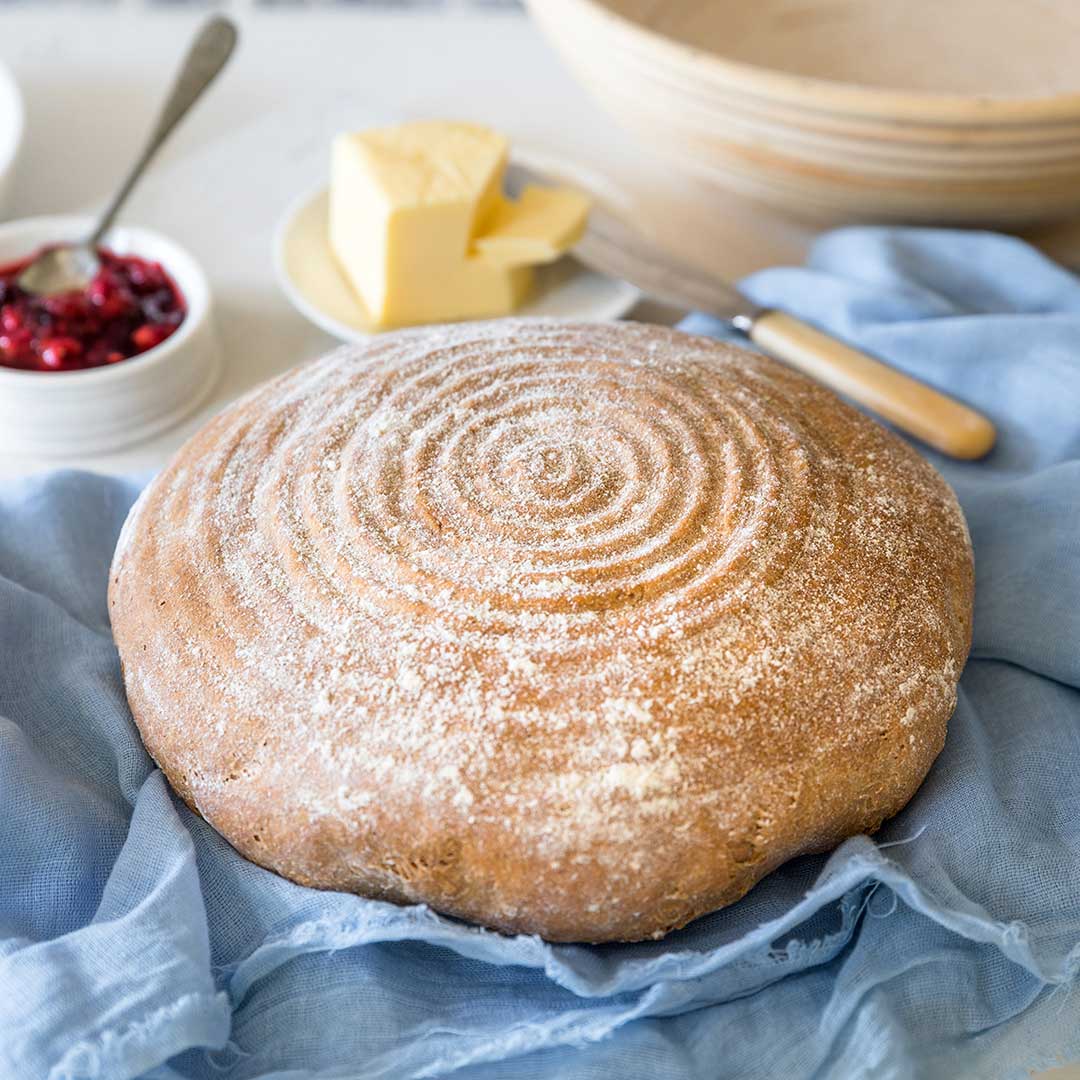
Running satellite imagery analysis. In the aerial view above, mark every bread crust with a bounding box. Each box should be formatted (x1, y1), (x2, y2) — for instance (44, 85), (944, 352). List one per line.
(109, 320), (973, 942)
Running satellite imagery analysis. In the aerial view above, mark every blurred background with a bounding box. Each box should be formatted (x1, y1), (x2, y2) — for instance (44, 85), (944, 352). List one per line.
(5, 0), (1080, 277)
(1, 1), (541, 226)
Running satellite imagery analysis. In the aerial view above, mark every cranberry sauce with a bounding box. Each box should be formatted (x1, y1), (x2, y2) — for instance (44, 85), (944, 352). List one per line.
(0, 247), (187, 372)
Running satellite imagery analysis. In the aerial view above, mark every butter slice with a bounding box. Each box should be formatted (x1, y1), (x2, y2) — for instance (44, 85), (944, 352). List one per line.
(329, 121), (531, 329)
(472, 186), (590, 268)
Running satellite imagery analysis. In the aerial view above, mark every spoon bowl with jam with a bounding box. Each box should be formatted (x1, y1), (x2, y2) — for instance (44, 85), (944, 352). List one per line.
(0, 246), (187, 373)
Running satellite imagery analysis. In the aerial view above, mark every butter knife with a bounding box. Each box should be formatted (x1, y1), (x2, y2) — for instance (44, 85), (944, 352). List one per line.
(508, 163), (996, 460)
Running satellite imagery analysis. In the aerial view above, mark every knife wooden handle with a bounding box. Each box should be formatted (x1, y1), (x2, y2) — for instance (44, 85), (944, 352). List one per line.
(748, 310), (996, 460)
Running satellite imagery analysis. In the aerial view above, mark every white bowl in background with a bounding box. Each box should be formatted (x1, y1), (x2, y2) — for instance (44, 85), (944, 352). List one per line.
(0, 61), (25, 219)
(0, 216), (220, 457)
(527, 0), (1080, 226)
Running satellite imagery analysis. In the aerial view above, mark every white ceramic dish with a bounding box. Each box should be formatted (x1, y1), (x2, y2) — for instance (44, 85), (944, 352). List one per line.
(0, 61), (25, 218)
(0, 216), (220, 458)
(274, 158), (640, 342)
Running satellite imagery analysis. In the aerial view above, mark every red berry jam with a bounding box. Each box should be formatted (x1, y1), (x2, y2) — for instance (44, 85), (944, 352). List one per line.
(0, 247), (186, 372)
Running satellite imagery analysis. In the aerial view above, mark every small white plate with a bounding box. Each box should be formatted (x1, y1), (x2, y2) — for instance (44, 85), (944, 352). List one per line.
(273, 160), (640, 342)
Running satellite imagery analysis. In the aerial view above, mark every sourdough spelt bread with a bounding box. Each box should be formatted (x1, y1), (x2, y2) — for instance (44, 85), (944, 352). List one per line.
(109, 320), (973, 942)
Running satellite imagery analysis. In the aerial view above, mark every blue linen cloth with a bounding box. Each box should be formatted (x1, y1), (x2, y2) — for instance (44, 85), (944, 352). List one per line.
(3, 227), (1080, 1080)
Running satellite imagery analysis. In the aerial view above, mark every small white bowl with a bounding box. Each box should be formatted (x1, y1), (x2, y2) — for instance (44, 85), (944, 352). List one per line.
(0, 61), (24, 218)
(0, 216), (220, 457)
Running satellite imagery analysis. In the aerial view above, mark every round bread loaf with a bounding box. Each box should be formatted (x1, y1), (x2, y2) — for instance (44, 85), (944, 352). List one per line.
(109, 319), (973, 942)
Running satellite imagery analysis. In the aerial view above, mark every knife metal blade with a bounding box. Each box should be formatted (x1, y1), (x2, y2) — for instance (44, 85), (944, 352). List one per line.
(505, 160), (762, 328)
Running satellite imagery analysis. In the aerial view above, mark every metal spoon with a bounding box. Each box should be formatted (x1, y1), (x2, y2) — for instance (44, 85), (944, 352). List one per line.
(17, 16), (238, 297)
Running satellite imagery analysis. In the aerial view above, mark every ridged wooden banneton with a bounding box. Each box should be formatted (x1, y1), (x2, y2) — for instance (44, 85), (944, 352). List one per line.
(109, 320), (973, 942)
(527, 0), (1080, 226)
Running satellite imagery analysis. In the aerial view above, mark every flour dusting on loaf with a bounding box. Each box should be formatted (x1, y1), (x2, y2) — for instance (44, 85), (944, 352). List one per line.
(110, 319), (973, 942)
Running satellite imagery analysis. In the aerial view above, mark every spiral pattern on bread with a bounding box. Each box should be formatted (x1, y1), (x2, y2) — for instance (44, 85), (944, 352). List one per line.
(110, 320), (973, 942)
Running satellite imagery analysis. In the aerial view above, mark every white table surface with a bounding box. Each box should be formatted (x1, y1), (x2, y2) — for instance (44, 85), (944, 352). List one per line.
(2, 8), (575, 223)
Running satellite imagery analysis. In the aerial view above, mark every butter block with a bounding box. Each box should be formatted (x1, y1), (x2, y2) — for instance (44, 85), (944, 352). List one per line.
(329, 121), (531, 329)
(471, 186), (590, 268)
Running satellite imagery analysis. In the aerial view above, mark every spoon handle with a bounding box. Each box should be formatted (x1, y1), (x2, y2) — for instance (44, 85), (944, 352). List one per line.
(87, 16), (239, 249)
